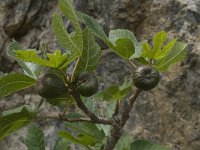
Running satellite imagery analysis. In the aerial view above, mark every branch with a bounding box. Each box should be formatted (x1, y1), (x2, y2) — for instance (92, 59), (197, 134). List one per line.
(35, 115), (60, 121)
(59, 69), (71, 85)
(120, 88), (142, 126)
(36, 98), (44, 109)
(58, 113), (91, 123)
(104, 88), (142, 150)
(112, 100), (120, 117)
(70, 86), (113, 125)
(58, 113), (114, 125)
(71, 57), (80, 82)
(36, 114), (99, 124)
(128, 59), (137, 68)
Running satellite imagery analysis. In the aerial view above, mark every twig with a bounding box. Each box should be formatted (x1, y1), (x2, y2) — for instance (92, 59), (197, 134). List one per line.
(35, 115), (60, 121)
(112, 100), (120, 117)
(59, 113), (114, 124)
(59, 69), (71, 85)
(104, 88), (142, 150)
(71, 57), (80, 82)
(58, 113), (91, 123)
(36, 114), (108, 124)
(61, 117), (91, 123)
(36, 98), (44, 110)
(129, 60), (137, 68)
(70, 86), (113, 125)
(120, 88), (142, 126)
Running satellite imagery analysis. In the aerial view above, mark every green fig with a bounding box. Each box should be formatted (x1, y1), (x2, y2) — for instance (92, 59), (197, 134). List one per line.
(133, 65), (160, 91)
(76, 71), (98, 97)
(35, 74), (67, 98)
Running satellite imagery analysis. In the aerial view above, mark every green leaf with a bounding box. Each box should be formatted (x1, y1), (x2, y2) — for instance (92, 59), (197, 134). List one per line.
(15, 49), (70, 69)
(77, 135), (98, 146)
(22, 62), (44, 78)
(2, 105), (32, 116)
(53, 138), (71, 150)
(106, 101), (116, 118)
(76, 11), (108, 43)
(115, 133), (132, 150)
(154, 39), (176, 59)
(152, 31), (167, 57)
(25, 124), (45, 150)
(52, 13), (82, 62)
(46, 94), (75, 106)
(47, 50), (70, 68)
(90, 102), (113, 138)
(133, 57), (149, 65)
(83, 98), (98, 115)
(130, 140), (169, 150)
(141, 41), (153, 59)
(96, 80), (132, 101)
(59, 131), (83, 145)
(53, 0), (83, 61)
(64, 122), (105, 140)
(119, 78), (133, 97)
(58, 0), (83, 52)
(77, 12), (142, 60)
(8, 41), (43, 79)
(0, 106), (36, 141)
(154, 42), (188, 72)
(97, 85), (120, 101)
(113, 38), (135, 60)
(59, 124), (103, 148)
(76, 28), (101, 75)
(0, 73), (36, 97)
(96, 124), (111, 137)
(58, 131), (91, 150)
(109, 29), (142, 59)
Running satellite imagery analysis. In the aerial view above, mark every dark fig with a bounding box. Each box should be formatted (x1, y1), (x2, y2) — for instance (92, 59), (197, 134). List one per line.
(133, 65), (160, 91)
(35, 74), (67, 98)
(76, 71), (98, 97)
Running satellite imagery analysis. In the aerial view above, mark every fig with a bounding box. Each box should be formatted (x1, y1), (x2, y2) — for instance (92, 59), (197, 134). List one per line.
(133, 65), (160, 91)
(35, 74), (67, 98)
(76, 71), (98, 97)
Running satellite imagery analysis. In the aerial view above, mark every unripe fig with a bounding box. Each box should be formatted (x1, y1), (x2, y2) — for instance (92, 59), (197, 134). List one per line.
(76, 71), (98, 97)
(133, 65), (160, 91)
(35, 74), (67, 98)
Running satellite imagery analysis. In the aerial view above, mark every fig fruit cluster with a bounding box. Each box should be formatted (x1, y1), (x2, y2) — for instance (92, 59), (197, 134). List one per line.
(76, 71), (98, 97)
(133, 65), (160, 91)
(35, 74), (67, 98)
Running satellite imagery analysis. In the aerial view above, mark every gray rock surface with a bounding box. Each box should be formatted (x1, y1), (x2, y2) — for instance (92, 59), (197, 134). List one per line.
(0, 0), (200, 150)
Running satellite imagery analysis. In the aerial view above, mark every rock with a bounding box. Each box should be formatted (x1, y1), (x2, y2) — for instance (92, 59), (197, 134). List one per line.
(0, 0), (200, 150)
(96, 51), (132, 90)
(187, 0), (200, 23)
(0, 0), (58, 72)
(2, 0), (31, 36)
(75, 0), (149, 31)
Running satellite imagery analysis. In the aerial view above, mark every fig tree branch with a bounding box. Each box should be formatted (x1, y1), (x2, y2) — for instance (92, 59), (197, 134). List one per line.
(128, 59), (137, 68)
(36, 114), (110, 124)
(58, 113), (91, 122)
(104, 88), (142, 150)
(36, 98), (44, 109)
(71, 57), (80, 82)
(112, 100), (120, 117)
(58, 113), (115, 124)
(120, 88), (142, 126)
(59, 69), (71, 85)
(70, 86), (113, 125)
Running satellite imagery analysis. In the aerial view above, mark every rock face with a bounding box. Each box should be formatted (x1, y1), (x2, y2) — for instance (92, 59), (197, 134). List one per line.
(0, 0), (200, 150)
(0, 0), (58, 72)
